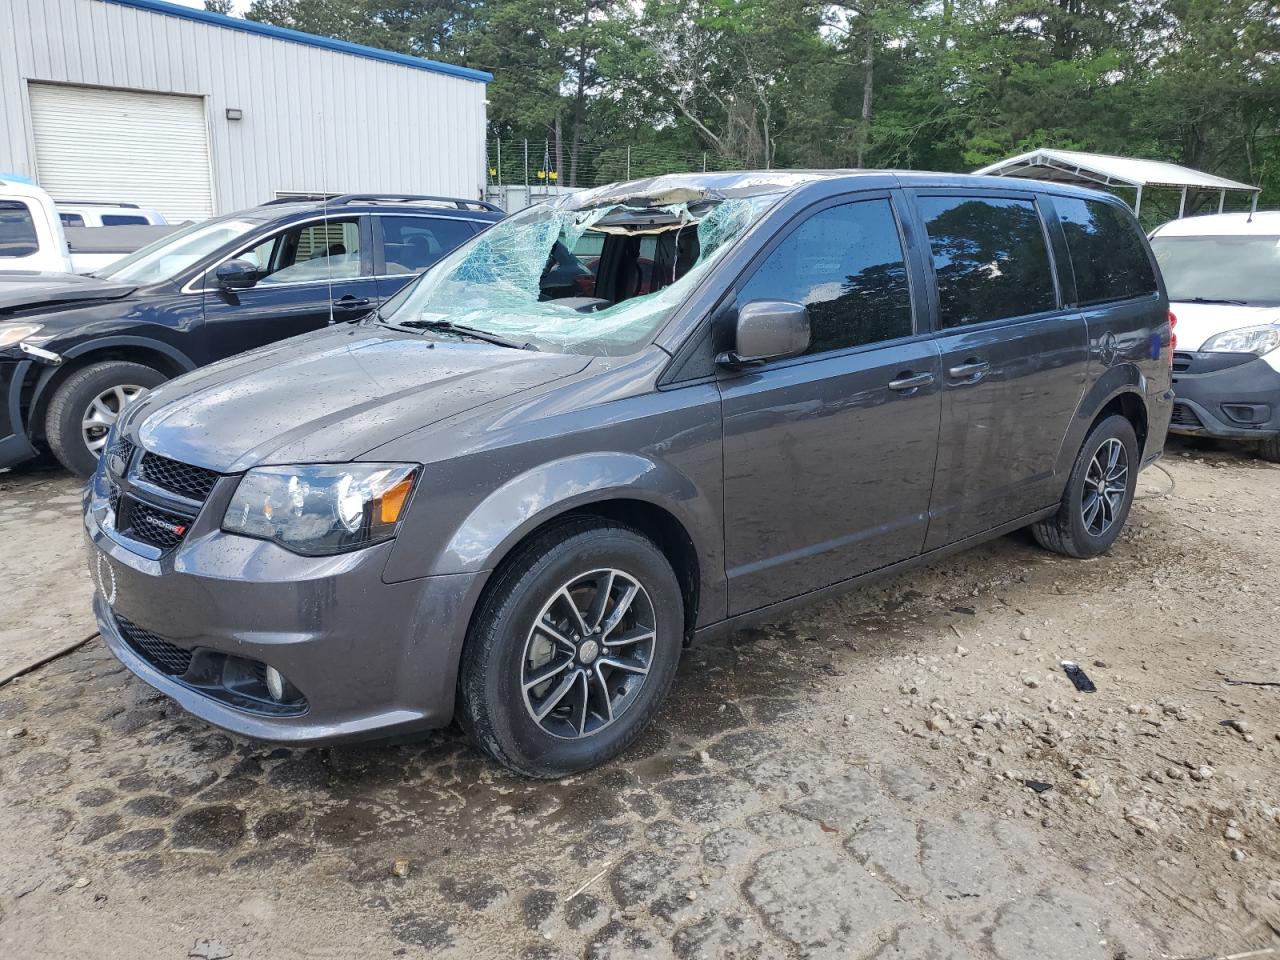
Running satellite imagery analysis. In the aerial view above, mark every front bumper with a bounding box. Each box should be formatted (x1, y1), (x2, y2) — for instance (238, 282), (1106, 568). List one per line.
(85, 478), (485, 744)
(1169, 351), (1280, 440)
(0, 359), (38, 470)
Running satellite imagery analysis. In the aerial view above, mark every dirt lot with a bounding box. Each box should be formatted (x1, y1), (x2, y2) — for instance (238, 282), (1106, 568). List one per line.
(1, 439), (1278, 960)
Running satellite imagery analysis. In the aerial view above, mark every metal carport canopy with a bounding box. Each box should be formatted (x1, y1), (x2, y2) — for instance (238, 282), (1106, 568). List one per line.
(973, 148), (1260, 218)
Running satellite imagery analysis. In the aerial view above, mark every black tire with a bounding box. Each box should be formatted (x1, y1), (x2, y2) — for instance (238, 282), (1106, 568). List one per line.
(1032, 414), (1139, 559)
(458, 518), (684, 779)
(1257, 436), (1280, 464)
(45, 361), (166, 477)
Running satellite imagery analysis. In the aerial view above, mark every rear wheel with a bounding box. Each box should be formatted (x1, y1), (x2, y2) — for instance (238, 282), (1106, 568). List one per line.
(45, 361), (166, 477)
(1032, 414), (1139, 558)
(458, 519), (683, 779)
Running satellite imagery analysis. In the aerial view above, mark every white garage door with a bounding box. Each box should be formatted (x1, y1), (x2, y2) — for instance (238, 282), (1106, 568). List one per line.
(28, 83), (214, 221)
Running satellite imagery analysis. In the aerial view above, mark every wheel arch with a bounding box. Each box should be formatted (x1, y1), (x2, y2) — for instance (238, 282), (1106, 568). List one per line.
(25, 338), (196, 442)
(1055, 364), (1150, 479)
(400, 452), (722, 639)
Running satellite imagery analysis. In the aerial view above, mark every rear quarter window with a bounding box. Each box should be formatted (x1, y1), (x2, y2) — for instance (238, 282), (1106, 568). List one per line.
(1054, 197), (1156, 305)
(918, 195), (1057, 327)
(102, 214), (150, 226)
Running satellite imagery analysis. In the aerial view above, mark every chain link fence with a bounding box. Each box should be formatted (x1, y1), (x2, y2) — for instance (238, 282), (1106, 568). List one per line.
(485, 138), (747, 210)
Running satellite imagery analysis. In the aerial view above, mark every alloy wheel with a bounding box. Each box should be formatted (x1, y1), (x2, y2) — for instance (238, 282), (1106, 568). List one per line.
(1081, 437), (1128, 537)
(82, 384), (146, 457)
(520, 568), (657, 740)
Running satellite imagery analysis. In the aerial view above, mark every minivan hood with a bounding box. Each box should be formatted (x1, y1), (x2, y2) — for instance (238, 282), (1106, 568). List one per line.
(129, 326), (590, 472)
(1171, 301), (1280, 352)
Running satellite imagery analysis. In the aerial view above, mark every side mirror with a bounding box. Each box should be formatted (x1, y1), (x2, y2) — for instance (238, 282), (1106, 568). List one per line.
(718, 299), (810, 367)
(214, 259), (261, 290)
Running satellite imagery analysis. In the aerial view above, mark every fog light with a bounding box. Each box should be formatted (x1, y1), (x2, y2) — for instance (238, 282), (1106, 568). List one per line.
(265, 666), (286, 701)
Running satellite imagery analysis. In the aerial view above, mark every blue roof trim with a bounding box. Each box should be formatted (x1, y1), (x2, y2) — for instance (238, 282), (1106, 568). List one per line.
(98, 0), (493, 83)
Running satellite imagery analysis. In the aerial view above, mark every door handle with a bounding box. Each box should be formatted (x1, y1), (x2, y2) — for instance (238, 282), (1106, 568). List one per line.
(888, 371), (935, 392)
(333, 296), (371, 309)
(947, 360), (990, 383)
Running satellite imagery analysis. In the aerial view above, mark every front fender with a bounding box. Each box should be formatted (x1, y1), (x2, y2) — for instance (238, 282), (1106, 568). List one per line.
(392, 450), (726, 623)
(27, 335), (199, 425)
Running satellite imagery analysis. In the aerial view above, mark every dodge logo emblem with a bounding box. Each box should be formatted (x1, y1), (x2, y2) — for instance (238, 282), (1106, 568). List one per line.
(94, 551), (118, 605)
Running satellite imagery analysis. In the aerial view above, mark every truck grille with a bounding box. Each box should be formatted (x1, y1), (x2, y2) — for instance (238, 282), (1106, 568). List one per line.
(116, 616), (193, 676)
(1170, 402), (1203, 429)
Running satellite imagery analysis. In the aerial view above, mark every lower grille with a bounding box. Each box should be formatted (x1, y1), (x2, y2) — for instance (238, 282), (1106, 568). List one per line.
(1170, 402), (1203, 429)
(122, 501), (190, 550)
(116, 616), (193, 676)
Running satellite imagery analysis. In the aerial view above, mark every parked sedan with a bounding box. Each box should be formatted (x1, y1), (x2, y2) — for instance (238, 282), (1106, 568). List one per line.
(0, 194), (502, 475)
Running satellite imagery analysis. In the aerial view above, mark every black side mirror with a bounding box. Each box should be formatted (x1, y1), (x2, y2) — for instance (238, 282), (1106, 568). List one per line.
(214, 259), (262, 290)
(718, 299), (810, 367)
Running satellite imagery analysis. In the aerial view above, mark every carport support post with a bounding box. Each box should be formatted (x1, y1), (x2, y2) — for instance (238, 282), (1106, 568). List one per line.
(1134, 184), (1143, 220)
(1218, 189), (1225, 214)
(1178, 186), (1187, 218)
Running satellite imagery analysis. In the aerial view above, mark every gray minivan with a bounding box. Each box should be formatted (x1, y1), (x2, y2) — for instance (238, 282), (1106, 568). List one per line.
(84, 171), (1173, 777)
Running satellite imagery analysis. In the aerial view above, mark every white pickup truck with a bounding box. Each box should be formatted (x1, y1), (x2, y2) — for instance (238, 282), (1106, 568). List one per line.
(0, 178), (176, 274)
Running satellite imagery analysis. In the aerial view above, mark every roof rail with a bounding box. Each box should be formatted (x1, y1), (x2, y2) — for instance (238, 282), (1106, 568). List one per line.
(54, 200), (142, 208)
(327, 193), (503, 212)
(260, 193), (338, 205)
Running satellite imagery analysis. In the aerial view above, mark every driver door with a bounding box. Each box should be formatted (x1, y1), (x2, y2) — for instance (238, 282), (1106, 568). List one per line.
(199, 216), (379, 360)
(718, 194), (942, 614)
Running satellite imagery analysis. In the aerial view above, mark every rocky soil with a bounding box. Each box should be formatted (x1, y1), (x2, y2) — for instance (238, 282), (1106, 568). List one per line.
(0, 437), (1277, 960)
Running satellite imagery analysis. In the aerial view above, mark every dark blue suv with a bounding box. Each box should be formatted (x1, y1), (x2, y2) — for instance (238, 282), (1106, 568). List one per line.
(0, 194), (502, 475)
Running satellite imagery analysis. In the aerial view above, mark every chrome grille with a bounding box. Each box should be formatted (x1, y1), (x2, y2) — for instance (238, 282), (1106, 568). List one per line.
(136, 453), (220, 502)
(116, 616), (193, 676)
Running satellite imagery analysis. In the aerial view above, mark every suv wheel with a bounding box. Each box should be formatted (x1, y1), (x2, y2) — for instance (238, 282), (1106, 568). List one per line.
(45, 361), (166, 477)
(1257, 436), (1280, 464)
(458, 519), (683, 778)
(1032, 414), (1139, 559)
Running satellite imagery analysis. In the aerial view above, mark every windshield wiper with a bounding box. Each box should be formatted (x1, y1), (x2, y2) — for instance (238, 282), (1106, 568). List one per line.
(392, 318), (538, 351)
(1184, 296), (1249, 306)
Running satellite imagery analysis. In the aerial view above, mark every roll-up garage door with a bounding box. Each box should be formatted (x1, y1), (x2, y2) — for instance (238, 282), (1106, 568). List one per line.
(28, 82), (214, 221)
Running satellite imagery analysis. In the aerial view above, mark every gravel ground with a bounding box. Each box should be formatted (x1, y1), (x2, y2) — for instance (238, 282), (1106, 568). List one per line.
(1, 439), (1278, 960)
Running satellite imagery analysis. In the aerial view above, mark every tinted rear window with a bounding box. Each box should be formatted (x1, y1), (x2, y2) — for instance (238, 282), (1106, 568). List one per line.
(919, 195), (1056, 327)
(0, 200), (39, 258)
(102, 214), (150, 226)
(1055, 197), (1156, 305)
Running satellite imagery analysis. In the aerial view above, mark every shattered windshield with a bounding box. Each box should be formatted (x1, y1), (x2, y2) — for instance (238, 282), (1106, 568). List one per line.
(377, 188), (782, 355)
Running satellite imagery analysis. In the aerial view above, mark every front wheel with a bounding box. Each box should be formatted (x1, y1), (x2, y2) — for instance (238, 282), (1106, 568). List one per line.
(458, 519), (684, 778)
(1032, 414), (1139, 558)
(1257, 435), (1280, 464)
(45, 361), (166, 476)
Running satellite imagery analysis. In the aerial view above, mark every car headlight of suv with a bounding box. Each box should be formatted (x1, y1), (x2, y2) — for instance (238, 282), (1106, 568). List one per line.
(223, 463), (418, 556)
(0, 323), (43, 349)
(1199, 325), (1280, 357)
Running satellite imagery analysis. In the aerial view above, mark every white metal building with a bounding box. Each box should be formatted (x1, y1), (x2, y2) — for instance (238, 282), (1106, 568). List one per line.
(0, 0), (491, 221)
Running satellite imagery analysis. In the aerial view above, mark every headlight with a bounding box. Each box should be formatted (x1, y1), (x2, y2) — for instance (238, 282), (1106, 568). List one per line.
(0, 323), (43, 348)
(1199, 325), (1280, 356)
(223, 463), (418, 556)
